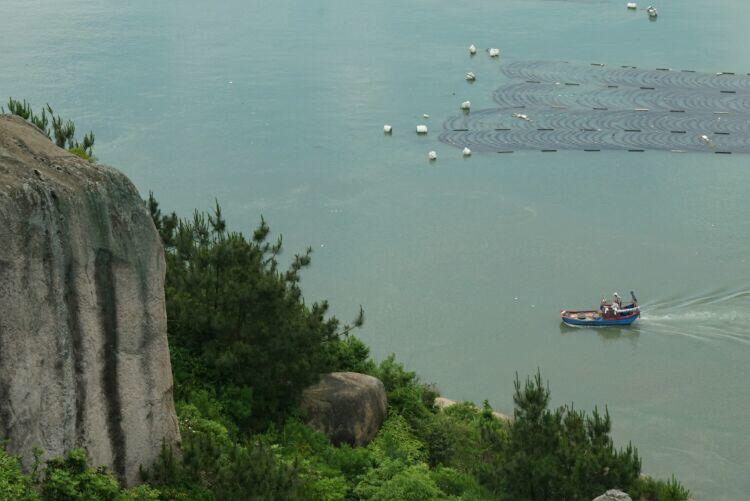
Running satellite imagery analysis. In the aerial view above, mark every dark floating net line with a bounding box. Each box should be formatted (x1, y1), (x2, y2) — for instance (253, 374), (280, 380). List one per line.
(440, 61), (750, 153)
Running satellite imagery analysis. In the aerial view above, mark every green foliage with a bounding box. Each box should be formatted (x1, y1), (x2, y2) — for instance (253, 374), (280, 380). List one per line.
(329, 335), (376, 375)
(4, 98), (34, 121)
(495, 371), (642, 500)
(40, 449), (121, 501)
(425, 402), (486, 472)
(354, 413), (483, 500)
(369, 415), (427, 465)
(148, 195), (363, 432)
(4, 98), (96, 160)
(118, 485), (162, 500)
(0, 446), (39, 501)
(146, 404), (307, 500)
(0, 194), (691, 500)
(430, 466), (482, 499)
(632, 475), (691, 501)
(354, 461), (441, 501)
(368, 355), (438, 433)
(1, 444), (160, 501)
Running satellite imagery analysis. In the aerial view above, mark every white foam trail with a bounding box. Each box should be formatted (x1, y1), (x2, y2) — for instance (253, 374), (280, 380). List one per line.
(641, 310), (750, 323)
(637, 286), (750, 347)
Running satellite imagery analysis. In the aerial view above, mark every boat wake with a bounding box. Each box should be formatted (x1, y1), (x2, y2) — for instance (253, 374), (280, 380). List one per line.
(639, 287), (750, 346)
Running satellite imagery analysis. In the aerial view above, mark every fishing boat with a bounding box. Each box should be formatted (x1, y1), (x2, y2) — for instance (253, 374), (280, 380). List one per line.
(560, 291), (640, 327)
(646, 6), (658, 18)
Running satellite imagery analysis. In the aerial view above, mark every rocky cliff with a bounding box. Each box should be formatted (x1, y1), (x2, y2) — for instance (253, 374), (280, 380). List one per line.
(0, 114), (179, 485)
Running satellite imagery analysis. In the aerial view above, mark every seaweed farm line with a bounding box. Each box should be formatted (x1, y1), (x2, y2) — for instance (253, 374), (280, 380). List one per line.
(440, 61), (750, 153)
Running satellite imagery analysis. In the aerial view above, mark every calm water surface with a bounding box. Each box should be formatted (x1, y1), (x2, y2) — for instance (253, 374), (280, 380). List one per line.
(2, 0), (749, 498)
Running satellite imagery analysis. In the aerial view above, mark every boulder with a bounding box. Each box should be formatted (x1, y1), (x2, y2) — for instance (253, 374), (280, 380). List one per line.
(593, 489), (633, 501)
(301, 372), (387, 446)
(0, 115), (180, 485)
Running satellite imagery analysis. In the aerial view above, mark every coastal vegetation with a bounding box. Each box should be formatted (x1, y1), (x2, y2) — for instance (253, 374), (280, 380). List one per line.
(2, 98), (96, 160)
(0, 104), (691, 500)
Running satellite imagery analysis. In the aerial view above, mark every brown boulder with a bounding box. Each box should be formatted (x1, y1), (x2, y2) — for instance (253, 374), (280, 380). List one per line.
(301, 372), (387, 446)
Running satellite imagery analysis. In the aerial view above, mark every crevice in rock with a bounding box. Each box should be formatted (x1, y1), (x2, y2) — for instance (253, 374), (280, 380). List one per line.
(94, 248), (126, 479)
(64, 258), (86, 445)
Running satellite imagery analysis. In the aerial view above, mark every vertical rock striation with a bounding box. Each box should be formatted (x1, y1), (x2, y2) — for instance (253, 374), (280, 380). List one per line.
(0, 115), (179, 485)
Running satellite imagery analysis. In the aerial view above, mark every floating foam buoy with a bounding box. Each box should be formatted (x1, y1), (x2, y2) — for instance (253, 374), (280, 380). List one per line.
(423, 113), (430, 119)
(488, 48), (500, 57)
(462, 147), (472, 156)
(512, 112), (530, 121)
(626, 2), (637, 9)
(469, 44), (477, 55)
(465, 72), (476, 81)
(699, 134), (714, 147)
(416, 124), (428, 134)
(383, 124), (392, 133)
(460, 100), (471, 110)
(428, 150), (437, 160)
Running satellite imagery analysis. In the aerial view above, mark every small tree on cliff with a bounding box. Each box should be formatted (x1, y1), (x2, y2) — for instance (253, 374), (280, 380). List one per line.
(497, 372), (642, 500)
(148, 195), (363, 432)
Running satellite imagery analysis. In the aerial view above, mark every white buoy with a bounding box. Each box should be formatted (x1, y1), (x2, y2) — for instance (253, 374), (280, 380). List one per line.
(488, 48), (500, 57)
(416, 124), (428, 134)
(462, 147), (472, 156)
(465, 72), (476, 81)
(423, 113), (430, 119)
(626, 2), (637, 9)
(460, 100), (471, 110)
(469, 44), (477, 55)
(428, 151), (437, 160)
(383, 124), (392, 133)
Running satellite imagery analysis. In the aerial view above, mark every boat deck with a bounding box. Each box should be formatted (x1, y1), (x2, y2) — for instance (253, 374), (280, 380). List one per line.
(563, 311), (601, 321)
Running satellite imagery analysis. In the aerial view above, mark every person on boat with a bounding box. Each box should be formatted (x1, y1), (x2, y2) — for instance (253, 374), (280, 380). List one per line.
(600, 297), (607, 313)
(613, 292), (622, 308)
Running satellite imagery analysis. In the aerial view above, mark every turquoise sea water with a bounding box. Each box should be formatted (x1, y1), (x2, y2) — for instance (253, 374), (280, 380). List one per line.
(2, 0), (749, 497)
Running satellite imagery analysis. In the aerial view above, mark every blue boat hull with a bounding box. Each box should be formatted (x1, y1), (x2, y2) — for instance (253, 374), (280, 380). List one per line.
(561, 314), (639, 327)
(561, 303), (640, 327)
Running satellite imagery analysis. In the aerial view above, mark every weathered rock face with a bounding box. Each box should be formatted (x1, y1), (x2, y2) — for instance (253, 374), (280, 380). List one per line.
(0, 115), (180, 485)
(301, 372), (387, 446)
(592, 489), (633, 501)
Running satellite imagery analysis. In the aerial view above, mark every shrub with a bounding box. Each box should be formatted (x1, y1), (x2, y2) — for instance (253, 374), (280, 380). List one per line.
(148, 196), (362, 432)
(369, 415), (426, 465)
(430, 465), (482, 498)
(0, 446), (39, 501)
(497, 372), (641, 500)
(4, 98), (95, 160)
(41, 449), (120, 501)
(632, 474), (691, 501)
(147, 404), (307, 500)
(354, 460), (441, 501)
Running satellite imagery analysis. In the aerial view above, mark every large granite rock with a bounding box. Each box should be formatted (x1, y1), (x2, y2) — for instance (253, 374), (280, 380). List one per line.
(301, 372), (387, 446)
(592, 489), (632, 501)
(0, 115), (180, 485)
